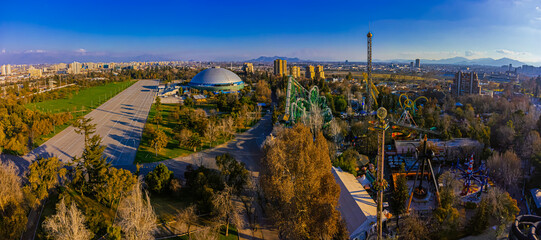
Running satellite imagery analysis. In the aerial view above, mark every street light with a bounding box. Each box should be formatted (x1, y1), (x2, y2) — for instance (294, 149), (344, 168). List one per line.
(373, 107), (389, 240)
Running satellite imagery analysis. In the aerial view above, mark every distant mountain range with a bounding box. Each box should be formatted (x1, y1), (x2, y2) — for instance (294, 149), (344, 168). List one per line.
(0, 52), (178, 65)
(0, 52), (536, 67)
(247, 56), (311, 62)
(385, 57), (527, 67)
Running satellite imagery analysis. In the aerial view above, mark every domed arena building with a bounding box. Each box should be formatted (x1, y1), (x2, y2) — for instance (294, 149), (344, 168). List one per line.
(188, 67), (244, 92)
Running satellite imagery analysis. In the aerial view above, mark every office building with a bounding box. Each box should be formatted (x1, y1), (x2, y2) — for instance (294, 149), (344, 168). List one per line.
(274, 59), (287, 76)
(243, 63), (254, 74)
(410, 62), (414, 69)
(450, 71), (481, 97)
(315, 65), (325, 79)
(415, 59), (420, 68)
(290, 66), (300, 78)
(305, 65), (315, 79)
(69, 62), (81, 74)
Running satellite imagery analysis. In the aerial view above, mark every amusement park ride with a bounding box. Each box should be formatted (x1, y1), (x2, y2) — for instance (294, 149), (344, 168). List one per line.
(283, 76), (333, 125)
(392, 94), (439, 137)
(405, 137), (441, 212)
(453, 154), (490, 200)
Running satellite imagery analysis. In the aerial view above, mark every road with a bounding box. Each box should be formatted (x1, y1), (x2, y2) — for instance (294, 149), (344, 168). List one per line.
(1, 80), (159, 170)
(138, 113), (279, 240)
(138, 114), (271, 178)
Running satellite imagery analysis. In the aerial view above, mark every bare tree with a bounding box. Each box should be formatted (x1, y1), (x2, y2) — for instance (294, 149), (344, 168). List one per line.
(117, 181), (157, 240)
(399, 213), (429, 240)
(43, 198), (93, 240)
(487, 151), (522, 191)
(204, 120), (218, 147)
(220, 117), (235, 140)
(521, 130), (541, 161)
(176, 205), (198, 239)
(212, 186), (243, 236)
(0, 161), (23, 212)
(303, 104), (323, 134)
(191, 226), (219, 240)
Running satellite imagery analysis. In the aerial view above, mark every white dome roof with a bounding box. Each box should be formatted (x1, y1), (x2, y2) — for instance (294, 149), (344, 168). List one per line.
(190, 67), (242, 85)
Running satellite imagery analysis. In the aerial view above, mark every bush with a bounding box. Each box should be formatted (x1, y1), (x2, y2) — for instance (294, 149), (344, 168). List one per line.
(333, 148), (359, 176)
(145, 164), (174, 193)
(464, 201), (477, 209)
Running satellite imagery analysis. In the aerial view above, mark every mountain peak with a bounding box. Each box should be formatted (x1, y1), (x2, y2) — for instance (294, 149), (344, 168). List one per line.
(247, 56), (311, 62)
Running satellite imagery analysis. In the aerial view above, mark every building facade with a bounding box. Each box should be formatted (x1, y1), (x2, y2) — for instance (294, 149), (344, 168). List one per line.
(450, 71), (481, 97)
(28, 66), (42, 77)
(315, 65), (325, 79)
(243, 63), (254, 74)
(1, 64), (11, 76)
(290, 66), (300, 78)
(415, 59), (420, 68)
(69, 62), (81, 74)
(305, 65), (315, 79)
(273, 59), (287, 76)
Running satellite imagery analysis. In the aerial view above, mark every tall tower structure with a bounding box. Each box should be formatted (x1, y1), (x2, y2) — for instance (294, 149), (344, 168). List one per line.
(366, 32), (373, 112)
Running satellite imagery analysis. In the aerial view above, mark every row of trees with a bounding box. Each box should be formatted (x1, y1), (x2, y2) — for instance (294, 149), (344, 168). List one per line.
(0, 101), (73, 155)
(0, 117), (158, 239)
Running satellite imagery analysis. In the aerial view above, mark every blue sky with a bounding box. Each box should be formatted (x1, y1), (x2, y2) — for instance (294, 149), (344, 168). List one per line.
(1, 0), (540, 63)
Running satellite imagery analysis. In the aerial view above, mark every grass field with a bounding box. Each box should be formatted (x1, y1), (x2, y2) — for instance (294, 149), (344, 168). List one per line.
(151, 192), (193, 222)
(26, 80), (135, 146)
(134, 103), (232, 164)
(26, 80), (135, 114)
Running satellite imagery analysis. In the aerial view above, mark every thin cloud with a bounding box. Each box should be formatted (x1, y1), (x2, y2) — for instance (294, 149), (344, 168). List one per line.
(496, 49), (531, 56)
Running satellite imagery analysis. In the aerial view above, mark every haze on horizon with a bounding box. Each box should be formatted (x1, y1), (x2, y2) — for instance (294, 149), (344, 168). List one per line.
(1, 0), (540, 64)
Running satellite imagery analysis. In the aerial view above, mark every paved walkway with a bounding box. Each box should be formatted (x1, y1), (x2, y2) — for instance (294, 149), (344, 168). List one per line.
(137, 114), (279, 240)
(0, 80), (159, 171)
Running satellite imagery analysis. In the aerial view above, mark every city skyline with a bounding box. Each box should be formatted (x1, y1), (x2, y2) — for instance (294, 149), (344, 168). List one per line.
(1, 0), (541, 65)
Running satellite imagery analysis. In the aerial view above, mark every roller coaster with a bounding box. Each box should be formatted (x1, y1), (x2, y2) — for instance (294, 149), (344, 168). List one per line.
(392, 94), (439, 137)
(510, 215), (541, 240)
(283, 76), (333, 126)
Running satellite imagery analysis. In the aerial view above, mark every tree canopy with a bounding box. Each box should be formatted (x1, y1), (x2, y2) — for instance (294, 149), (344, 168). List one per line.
(260, 124), (342, 239)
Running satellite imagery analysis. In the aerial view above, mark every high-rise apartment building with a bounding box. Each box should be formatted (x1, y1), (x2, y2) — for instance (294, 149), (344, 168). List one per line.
(69, 61), (81, 74)
(243, 63), (254, 74)
(28, 66), (42, 77)
(1, 64), (10, 75)
(290, 66), (300, 78)
(273, 59), (287, 76)
(305, 65), (315, 79)
(450, 71), (481, 97)
(315, 65), (325, 79)
(415, 59), (420, 68)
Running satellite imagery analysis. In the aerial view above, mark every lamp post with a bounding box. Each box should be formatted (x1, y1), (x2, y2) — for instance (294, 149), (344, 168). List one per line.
(374, 107), (389, 240)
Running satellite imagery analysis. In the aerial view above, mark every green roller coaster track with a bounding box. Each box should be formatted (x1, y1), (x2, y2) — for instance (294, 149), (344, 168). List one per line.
(283, 76), (333, 126)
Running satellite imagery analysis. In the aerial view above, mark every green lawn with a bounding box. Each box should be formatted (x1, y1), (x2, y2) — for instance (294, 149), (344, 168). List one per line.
(134, 103), (231, 164)
(25, 80), (135, 146)
(151, 192), (193, 222)
(26, 80), (135, 114)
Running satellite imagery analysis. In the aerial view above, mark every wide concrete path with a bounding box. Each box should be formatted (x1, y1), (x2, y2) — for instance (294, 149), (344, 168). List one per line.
(1, 80), (158, 169)
(138, 114), (279, 240)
